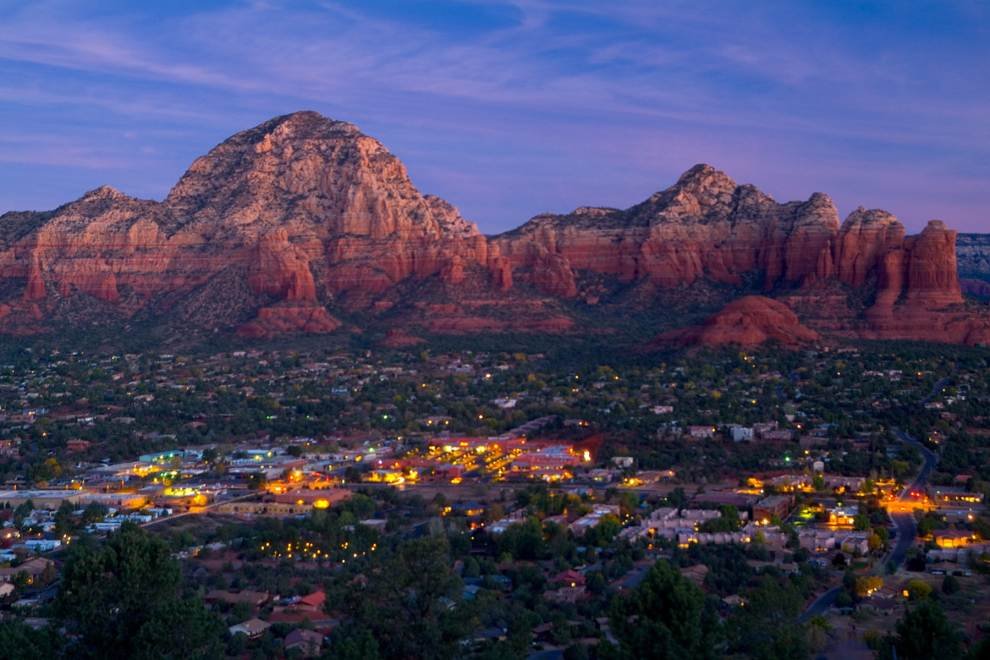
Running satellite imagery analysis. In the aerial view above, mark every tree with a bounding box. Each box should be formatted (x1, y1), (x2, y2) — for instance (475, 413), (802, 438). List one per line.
(728, 576), (808, 660)
(941, 574), (960, 595)
(338, 536), (466, 659)
(54, 499), (77, 534)
(855, 575), (883, 599)
(330, 626), (381, 660)
(131, 597), (224, 660)
(55, 523), (224, 659)
(609, 560), (720, 659)
(888, 600), (962, 660)
(497, 518), (546, 560)
(13, 499), (34, 525)
(904, 578), (932, 601)
(807, 615), (831, 651)
(81, 501), (109, 523)
(0, 621), (62, 659)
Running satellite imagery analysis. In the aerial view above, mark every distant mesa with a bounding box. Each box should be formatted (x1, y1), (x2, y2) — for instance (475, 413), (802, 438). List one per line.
(0, 110), (987, 348)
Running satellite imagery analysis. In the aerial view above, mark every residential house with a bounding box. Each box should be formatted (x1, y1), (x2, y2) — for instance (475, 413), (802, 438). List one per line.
(228, 618), (270, 639)
(284, 629), (324, 657)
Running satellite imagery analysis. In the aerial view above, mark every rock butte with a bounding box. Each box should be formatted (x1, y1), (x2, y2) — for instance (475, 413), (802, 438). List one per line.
(652, 296), (820, 349)
(0, 110), (987, 348)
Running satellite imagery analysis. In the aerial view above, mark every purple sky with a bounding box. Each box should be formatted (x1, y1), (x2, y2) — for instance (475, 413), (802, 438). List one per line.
(1, 0), (988, 233)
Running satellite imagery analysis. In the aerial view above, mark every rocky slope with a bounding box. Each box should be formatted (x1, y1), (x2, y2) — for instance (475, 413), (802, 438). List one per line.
(0, 111), (986, 348)
(652, 296), (820, 348)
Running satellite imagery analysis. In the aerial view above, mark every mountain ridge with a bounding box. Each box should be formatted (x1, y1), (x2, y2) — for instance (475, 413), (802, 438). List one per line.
(1, 111), (987, 347)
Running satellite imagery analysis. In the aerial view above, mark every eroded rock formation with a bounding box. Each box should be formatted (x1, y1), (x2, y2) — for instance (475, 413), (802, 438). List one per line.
(653, 296), (820, 348)
(0, 111), (985, 347)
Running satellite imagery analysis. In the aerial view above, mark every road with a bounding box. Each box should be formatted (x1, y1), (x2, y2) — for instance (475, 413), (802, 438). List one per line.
(798, 378), (945, 623)
(886, 429), (938, 569)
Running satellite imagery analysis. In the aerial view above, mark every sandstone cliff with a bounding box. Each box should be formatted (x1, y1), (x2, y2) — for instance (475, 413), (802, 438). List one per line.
(0, 111), (985, 348)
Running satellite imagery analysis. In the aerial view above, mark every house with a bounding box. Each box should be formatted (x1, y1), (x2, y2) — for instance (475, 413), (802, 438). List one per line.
(228, 618), (270, 639)
(934, 529), (978, 549)
(66, 439), (92, 453)
(569, 505), (620, 534)
(827, 504), (858, 527)
(544, 585), (586, 604)
(0, 558), (54, 584)
(730, 426), (754, 442)
(839, 533), (870, 556)
(687, 425), (717, 440)
(611, 456), (634, 469)
(933, 487), (983, 506)
(553, 569), (586, 588)
(284, 629), (324, 657)
(297, 589), (326, 611)
(23, 539), (61, 553)
(752, 495), (793, 523)
(798, 531), (836, 554)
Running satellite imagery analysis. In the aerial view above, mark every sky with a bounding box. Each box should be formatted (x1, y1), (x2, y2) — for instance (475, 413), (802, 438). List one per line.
(0, 0), (988, 233)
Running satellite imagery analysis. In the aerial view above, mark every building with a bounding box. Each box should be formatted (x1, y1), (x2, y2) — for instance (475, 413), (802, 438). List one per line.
(284, 629), (324, 657)
(138, 449), (201, 464)
(0, 490), (85, 510)
(752, 495), (793, 523)
(687, 426), (717, 440)
(827, 504), (858, 527)
(0, 558), (54, 584)
(933, 487), (983, 506)
(23, 539), (60, 553)
(569, 505), (620, 535)
(730, 426), (754, 442)
(215, 488), (352, 517)
(934, 529), (978, 549)
(228, 618), (271, 639)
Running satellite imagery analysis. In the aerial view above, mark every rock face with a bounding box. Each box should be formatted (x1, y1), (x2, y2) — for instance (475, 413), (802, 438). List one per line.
(0, 111), (492, 336)
(494, 166), (842, 293)
(653, 296), (820, 348)
(0, 111), (985, 347)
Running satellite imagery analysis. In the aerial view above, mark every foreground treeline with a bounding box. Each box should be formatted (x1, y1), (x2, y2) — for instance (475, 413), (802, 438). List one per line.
(0, 522), (984, 660)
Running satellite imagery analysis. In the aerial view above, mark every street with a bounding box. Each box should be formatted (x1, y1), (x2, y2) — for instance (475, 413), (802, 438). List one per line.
(798, 377), (945, 622)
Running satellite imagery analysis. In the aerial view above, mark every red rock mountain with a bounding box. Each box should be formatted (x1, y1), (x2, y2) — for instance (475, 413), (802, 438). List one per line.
(0, 111), (986, 347)
(653, 296), (820, 348)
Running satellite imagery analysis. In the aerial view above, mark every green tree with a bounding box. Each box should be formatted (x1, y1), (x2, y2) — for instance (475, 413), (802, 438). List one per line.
(0, 621), (62, 660)
(330, 626), (382, 660)
(339, 536), (466, 659)
(131, 597), (224, 660)
(54, 499), (77, 535)
(904, 578), (932, 601)
(728, 576), (808, 660)
(888, 600), (962, 660)
(55, 523), (224, 659)
(609, 560), (720, 659)
(13, 499), (34, 525)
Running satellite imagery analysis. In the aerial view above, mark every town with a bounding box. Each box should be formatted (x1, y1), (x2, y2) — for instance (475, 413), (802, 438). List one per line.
(1, 341), (989, 658)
